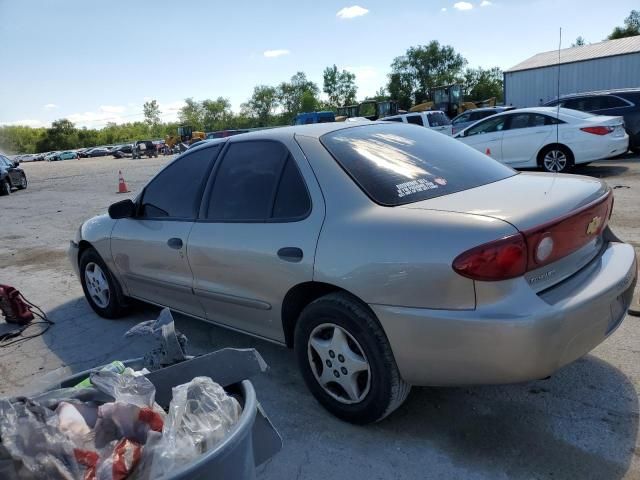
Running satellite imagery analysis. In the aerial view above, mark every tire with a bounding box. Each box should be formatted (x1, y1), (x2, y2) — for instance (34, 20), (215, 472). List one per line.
(79, 248), (129, 319)
(538, 144), (573, 173)
(16, 174), (27, 190)
(0, 179), (10, 196)
(294, 292), (411, 424)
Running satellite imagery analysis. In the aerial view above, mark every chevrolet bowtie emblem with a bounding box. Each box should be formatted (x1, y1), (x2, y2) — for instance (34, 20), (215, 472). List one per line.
(586, 216), (602, 235)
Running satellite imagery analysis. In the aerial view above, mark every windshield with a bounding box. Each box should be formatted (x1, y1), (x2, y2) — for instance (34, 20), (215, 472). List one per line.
(321, 124), (516, 206)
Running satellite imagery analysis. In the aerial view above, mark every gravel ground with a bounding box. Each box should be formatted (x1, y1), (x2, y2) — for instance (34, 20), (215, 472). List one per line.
(1, 153), (639, 479)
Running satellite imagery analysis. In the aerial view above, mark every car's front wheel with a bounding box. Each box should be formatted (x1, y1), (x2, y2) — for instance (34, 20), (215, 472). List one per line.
(539, 145), (573, 173)
(1, 179), (10, 196)
(79, 248), (129, 318)
(16, 174), (27, 190)
(294, 292), (411, 424)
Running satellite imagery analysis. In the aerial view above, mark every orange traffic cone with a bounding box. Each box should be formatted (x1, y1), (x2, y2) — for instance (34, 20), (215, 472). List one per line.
(117, 170), (130, 194)
(485, 148), (492, 156)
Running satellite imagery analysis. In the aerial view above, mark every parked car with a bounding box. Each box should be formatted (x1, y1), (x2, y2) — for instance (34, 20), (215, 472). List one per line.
(132, 140), (158, 159)
(58, 151), (79, 161)
(382, 111), (453, 135)
(454, 107), (628, 173)
(18, 154), (37, 162)
(70, 122), (637, 424)
(45, 151), (61, 162)
(450, 106), (516, 135)
(0, 154), (27, 195)
(544, 88), (640, 152)
(111, 144), (133, 158)
(84, 147), (111, 158)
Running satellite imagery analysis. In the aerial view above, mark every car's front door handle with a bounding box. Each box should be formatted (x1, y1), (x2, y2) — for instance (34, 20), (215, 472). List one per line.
(167, 237), (183, 250)
(277, 247), (303, 263)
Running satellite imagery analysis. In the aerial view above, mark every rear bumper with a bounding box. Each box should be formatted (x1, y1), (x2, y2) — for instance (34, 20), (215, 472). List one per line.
(576, 135), (629, 163)
(373, 242), (637, 386)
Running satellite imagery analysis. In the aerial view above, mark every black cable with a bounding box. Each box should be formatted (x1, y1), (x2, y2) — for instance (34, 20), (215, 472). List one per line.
(0, 292), (54, 348)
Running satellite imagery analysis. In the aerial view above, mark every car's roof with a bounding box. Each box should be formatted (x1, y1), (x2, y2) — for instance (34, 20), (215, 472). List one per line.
(556, 88), (640, 99)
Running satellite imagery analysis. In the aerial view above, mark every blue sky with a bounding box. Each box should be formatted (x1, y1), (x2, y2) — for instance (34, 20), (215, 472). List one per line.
(0, 0), (636, 128)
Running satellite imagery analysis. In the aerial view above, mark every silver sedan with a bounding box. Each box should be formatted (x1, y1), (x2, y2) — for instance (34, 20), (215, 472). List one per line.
(69, 122), (637, 424)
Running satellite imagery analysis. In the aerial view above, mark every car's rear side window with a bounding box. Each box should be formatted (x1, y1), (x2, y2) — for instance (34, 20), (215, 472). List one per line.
(321, 124), (516, 206)
(427, 111), (451, 127)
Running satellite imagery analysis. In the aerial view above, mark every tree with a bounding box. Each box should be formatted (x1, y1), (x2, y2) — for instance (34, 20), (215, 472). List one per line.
(461, 67), (503, 102)
(178, 98), (204, 130)
(201, 97), (232, 131)
(571, 36), (587, 47)
(387, 41), (467, 108)
(277, 72), (320, 123)
(608, 10), (640, 40)
(143, 100), (161, 133)
(37, 119), (79, 151)
(323, 65), (358, 107)
(241, 85), (279, 126)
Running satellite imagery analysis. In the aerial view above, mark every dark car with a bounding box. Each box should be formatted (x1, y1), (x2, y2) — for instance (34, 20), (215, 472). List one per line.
(111, 144), (133, 158)
(85, 147), (111, 158)
(450, 106), (516, 135)
(132, 140), (158, 159)
(0, 154), (27, 195)
(544, 89), (640, 152)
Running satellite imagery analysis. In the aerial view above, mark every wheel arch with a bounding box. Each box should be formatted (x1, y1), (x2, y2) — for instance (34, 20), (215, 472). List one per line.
(281, 281), (375, 348)
(536, 142), (575, 167)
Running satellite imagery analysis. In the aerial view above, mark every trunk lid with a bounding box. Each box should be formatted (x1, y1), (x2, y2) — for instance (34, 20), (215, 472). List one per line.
(401, 172), (613, 291)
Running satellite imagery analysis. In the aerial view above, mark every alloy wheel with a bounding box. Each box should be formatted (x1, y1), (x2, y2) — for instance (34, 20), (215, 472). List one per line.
(84, 262), (110, 308)
(543, 149), (567, 172)
(20, 175), (27, 188)
(307, 323), (371, 404)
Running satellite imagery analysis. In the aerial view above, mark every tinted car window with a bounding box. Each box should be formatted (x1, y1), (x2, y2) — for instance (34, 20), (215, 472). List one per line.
(141, 145), (219, 219)
(406, 115), (424, 126)
(470, 111), (490, 121)
(321, 124), (515, 206)
(506, 114), (530, 130)
(206, 141), (287, 221)
(272, 157), (311, 219)
(465, 116), (507, 136)
(451, 112), (469, 125)
(383, 117), (404, 122)
(599, 96), (628, 109)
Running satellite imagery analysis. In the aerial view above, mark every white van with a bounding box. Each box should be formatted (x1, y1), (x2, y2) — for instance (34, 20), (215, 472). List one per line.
(382, 111), (453, 136)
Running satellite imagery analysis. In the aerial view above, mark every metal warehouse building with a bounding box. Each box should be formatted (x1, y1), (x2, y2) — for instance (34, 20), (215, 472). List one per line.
(504, 36), (640, 107)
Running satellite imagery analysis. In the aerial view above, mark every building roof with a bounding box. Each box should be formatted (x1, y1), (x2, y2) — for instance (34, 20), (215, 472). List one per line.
(506, 35), (640, 73)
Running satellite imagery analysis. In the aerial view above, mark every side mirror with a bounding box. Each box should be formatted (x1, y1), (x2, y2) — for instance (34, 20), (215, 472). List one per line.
(108, 199), (136, 219)
(13, 161), (19, 167)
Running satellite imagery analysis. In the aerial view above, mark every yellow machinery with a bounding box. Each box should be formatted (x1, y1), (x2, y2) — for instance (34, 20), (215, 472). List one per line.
(409, 89), (497, 117)
(165, 125), (205, 151)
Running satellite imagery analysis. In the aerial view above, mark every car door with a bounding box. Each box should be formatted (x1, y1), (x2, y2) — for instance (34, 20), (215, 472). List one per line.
(500, 113), (555, 167)
(110, 144), (221, 317)
(0, 156), (20, 184)
(187, 138), (325, 342)
(457, 115), (507, 160)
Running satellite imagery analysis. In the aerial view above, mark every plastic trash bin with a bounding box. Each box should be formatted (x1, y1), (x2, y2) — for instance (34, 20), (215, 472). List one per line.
(38, 348), (282, 480)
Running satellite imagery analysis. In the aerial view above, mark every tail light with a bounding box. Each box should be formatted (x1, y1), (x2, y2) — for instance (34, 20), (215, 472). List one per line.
(453, 192), (613, 281)
(580, 126), (614, 135)
(453, 234), (527, 281)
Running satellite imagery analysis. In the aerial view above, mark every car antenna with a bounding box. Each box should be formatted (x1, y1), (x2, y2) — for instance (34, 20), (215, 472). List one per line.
(556, 27), (562, 152)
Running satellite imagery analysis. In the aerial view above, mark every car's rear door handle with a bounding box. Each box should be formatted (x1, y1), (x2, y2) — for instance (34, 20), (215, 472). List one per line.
(277, 247), (303, 262)
(167, 237), (183, 249)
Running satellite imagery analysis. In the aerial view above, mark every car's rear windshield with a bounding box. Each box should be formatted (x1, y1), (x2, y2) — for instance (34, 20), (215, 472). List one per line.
(428, 111), (451, 126)
(320, 123), (516, 206)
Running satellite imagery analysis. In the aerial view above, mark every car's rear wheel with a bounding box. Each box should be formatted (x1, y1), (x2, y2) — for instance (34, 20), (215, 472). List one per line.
(1, 179), (10, 196)
(16, 174), (27, 190)
(539, 145), (573, 173)
(79, 248), (129, 318)
(294, 292), (411, 424)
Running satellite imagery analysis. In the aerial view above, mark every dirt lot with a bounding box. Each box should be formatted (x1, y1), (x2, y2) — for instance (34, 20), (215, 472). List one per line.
(1, 154), (640, 479)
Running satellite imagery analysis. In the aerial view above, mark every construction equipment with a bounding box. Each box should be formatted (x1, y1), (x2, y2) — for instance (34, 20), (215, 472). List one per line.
(336, 100), (399, 121)
(411, 85), (499, 118)
(165, 125), (206, 153)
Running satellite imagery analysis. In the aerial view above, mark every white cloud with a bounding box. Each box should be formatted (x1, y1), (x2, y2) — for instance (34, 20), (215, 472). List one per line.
(159, 100), (186, 112)
(341, 65), (380, 99)
(336, 5), (369, 19)
(67, 111), (126, 126)
(263, 49), (290, 58)
(441, 7), (447, 11)
(43, 103), (58, 110)
(480, 0), (492, 6)
(0, 119), (46, 128)
(99, 105), (125, 113)
(343, 65), (377, 81)
(453, 2), (473, 10)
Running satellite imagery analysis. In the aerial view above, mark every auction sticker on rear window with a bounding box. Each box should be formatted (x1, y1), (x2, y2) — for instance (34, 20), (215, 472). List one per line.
(396, 178), (439, 198)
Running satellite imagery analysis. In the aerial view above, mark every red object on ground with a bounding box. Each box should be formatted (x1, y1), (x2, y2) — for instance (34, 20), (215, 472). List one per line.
(485, 147), (491, 156)
(0, 285), (35, 325)
(117, 170), (130, 194)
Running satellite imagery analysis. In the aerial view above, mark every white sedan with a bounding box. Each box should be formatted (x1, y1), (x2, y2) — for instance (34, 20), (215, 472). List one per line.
(454, 107), (628, 173)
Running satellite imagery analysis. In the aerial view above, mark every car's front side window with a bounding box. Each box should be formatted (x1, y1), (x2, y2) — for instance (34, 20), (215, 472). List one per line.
(452, 113), (469, 125)
(465, 116), (506, 136)
(139, 145), (220, 219)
